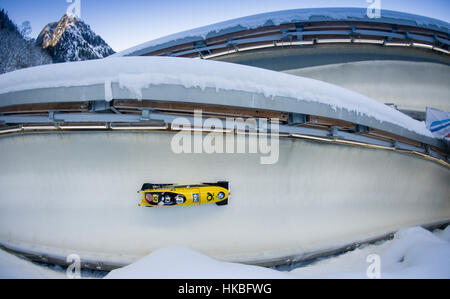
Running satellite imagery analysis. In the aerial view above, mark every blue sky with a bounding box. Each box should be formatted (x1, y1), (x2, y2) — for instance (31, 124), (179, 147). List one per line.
(1, 0), (449, 52)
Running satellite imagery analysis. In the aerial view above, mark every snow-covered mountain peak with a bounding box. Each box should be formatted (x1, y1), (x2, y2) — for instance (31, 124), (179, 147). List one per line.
(38, 14), (77, 49)
(37, 14), (115, 62)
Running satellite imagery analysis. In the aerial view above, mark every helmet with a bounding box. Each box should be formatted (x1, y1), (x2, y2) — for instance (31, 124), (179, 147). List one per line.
(175, 195), (185, 204)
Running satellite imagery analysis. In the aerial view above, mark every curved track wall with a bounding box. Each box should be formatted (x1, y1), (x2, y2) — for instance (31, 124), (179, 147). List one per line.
(215, 46), (450, 112)
(0, 131), (448, 266)
(284, 61), (450, 112)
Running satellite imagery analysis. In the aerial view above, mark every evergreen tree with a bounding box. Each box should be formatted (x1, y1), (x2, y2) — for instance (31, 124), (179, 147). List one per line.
(0, 9), (52, 74)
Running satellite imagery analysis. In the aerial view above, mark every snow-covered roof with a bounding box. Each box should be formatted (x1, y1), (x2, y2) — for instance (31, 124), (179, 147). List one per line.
(113, 7), (450, 57)
(0, 56), (436, 143)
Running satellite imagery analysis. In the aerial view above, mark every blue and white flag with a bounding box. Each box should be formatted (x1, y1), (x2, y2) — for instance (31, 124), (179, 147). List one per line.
(426, 107), (450, 140)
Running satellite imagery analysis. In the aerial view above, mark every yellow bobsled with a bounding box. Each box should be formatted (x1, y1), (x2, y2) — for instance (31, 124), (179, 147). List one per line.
(138, 182), (229, 207)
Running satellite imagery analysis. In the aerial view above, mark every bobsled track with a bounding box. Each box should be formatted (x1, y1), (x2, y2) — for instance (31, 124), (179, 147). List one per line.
(0, 6), (449, 270)
(117, 7), (450, 117)
(0, 131), (449, 270)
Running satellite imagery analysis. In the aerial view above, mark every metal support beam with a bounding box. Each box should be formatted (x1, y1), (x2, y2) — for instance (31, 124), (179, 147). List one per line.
(110, 106), (121, 114)
(140, 109), (150, 121)
(355, 124), (369, 133)
(288, 113), (307, 125)
(90, 101), (110, 112)
(329, 126), (339, 138)
(227, 38), (239, 52)
(404, 30), (411, 41)
(294, 23), (303, 41)
(48, 111), (55, 122)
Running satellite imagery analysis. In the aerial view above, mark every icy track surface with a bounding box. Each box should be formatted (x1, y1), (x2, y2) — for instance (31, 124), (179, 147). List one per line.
(0, 132), (449, 267)
(1, 225), (449, 279)
(284, 60), (450, 113)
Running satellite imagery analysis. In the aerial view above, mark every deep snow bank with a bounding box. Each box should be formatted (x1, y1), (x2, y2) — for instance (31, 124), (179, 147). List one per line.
(290, 225), (450, 278)
(0, 250), (65, 279)
(1, 225), (448, 278)
(105, 247), (290, 279)
(105, 226), (450, 279)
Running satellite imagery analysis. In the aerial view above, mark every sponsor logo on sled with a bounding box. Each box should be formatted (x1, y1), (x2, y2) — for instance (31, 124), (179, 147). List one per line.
(193, 194), (199, 203)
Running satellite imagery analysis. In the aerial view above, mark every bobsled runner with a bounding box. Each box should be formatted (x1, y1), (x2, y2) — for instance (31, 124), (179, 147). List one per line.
(138, 181), (229, 207)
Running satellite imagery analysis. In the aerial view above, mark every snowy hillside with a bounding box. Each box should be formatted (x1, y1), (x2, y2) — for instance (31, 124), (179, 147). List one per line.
(0, 9), (52, 74)
(36, 14), (115, 63)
